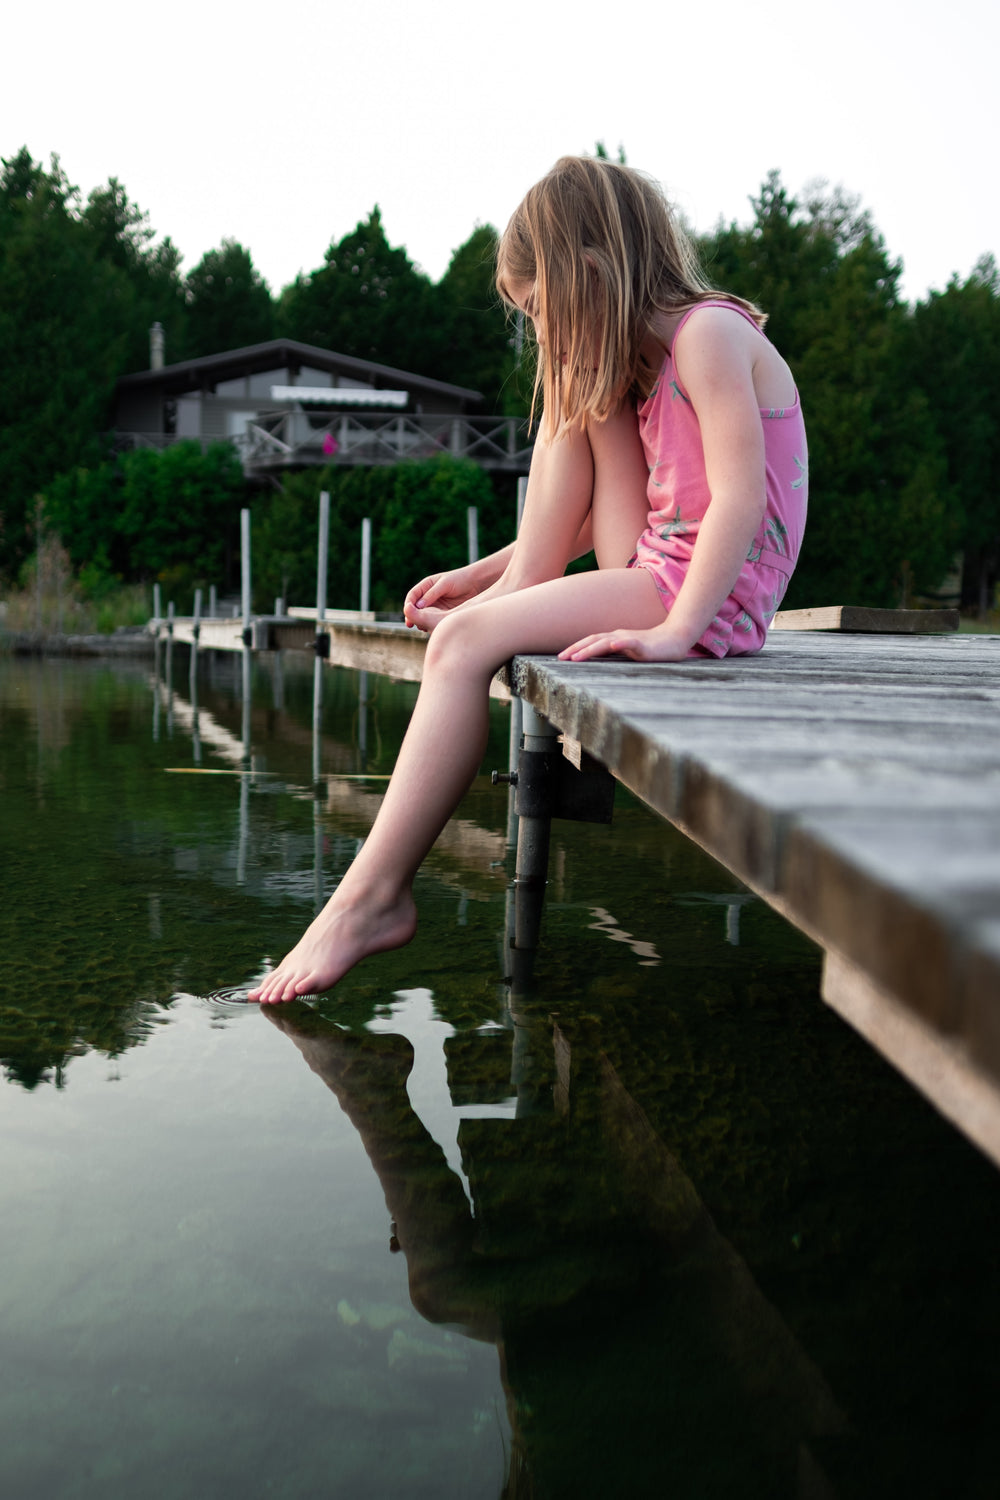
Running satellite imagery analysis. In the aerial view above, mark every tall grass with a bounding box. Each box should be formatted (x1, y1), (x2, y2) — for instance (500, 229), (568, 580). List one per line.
(0, 532), (150, 637)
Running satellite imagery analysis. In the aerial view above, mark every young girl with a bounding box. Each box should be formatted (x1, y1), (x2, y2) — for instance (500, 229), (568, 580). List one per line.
(249, 156), (807, 1005)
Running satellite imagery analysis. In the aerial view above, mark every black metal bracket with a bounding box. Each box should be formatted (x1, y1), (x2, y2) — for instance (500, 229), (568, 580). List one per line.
(314, 632), (330, 659)
(513, 744), (615, 825)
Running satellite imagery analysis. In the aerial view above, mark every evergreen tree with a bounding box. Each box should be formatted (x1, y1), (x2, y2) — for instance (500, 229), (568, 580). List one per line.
(278, 207), (444, 376)
(184, 238), (275, 356)
(903, 256), (1000, 611)
(702, 175), (955, 607)
(82, 176), (186, 371)
(0, 151), (129, 575)
(435, 224), (524, 412)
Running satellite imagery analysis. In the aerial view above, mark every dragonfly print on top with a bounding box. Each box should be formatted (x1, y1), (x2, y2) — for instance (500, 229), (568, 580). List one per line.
(628, 302), (809, 658)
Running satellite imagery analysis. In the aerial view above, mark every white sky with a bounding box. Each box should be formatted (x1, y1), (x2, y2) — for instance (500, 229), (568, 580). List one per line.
(4, 0), (996, 306)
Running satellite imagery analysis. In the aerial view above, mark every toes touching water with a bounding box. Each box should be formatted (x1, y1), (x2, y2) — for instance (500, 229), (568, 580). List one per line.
(248, 888), (419, 1004)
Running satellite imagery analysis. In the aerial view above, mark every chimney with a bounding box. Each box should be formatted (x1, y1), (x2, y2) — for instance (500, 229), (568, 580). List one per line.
(150, 322), (165, 370)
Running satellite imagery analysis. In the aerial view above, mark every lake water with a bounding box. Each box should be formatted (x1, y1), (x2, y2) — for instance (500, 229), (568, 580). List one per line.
(2, 647), (999, 1499)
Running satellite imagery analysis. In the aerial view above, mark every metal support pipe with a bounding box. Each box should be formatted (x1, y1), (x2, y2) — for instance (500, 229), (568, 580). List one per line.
(512, 702), (559, 957)
(360, 517), (372, 613)
(240, 508), (252, 645)
(316, 492), (329, 623)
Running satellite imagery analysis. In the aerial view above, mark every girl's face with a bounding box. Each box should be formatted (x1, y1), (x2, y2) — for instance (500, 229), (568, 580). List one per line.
(507, 280), (543, 345)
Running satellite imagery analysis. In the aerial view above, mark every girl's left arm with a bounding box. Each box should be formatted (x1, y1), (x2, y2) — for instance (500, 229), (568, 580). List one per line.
(561, 311), (766, 662)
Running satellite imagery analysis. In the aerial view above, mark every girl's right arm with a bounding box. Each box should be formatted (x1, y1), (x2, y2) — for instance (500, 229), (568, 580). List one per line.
(403, 516), (595, 631)
(403, 546), (514, 626)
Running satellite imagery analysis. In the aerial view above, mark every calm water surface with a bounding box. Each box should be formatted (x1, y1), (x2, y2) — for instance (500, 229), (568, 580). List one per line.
(2, 648), (999, 1500)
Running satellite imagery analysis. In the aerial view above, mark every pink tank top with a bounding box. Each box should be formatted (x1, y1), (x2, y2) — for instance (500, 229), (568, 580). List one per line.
(631, 301), (808, 656)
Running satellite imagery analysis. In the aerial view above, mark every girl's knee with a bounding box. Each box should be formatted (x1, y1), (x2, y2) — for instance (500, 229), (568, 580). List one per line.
(424, 607), (504, 680)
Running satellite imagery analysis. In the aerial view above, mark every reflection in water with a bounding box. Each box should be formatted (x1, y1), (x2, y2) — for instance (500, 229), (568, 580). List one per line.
(266, 992), (845, 1496)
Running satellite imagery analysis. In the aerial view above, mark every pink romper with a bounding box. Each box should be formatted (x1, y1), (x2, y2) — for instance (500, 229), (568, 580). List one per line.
(629, 301), (808, 657)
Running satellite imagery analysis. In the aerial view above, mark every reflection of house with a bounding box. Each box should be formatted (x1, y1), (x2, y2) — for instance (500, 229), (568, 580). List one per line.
(113, 336), (532, 475)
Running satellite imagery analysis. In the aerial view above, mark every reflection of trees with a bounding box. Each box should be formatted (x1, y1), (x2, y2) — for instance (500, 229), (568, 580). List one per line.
(266, 1000), (844, 1498)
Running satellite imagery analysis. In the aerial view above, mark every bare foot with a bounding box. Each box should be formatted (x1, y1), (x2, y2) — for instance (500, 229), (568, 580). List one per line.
(248, 886), (417, 1003)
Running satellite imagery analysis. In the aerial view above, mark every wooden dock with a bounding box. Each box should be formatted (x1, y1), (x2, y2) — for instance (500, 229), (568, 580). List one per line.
(151, 612), (1000, 1167)
(502, 630), (1000, 1169)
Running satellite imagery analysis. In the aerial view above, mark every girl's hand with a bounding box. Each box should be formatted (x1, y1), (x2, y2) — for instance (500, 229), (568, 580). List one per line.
(558, 628), (692, 663)
(403, 565), (483, 631)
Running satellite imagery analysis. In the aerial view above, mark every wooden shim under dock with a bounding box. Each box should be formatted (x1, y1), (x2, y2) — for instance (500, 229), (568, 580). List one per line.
(771, 604), (961, 633)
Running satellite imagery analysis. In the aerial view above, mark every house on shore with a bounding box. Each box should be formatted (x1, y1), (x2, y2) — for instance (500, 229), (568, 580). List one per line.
(113, 332), (532, 477)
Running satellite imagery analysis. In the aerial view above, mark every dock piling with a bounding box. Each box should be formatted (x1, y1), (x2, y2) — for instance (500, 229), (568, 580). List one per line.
(240, 509), (252, 646)
(511, 703), (560, 961)
(360, 517), (372, 614)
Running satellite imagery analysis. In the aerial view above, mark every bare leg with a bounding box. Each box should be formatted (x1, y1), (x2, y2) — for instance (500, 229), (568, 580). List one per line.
(249, 416), (658, 1004)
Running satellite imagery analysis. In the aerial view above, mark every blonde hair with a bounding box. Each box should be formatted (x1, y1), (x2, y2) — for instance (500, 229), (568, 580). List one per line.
(496, 155), (765, 439)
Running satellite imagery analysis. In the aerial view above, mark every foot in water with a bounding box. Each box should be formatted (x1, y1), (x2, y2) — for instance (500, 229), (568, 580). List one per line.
(248, 886), (418, 1004)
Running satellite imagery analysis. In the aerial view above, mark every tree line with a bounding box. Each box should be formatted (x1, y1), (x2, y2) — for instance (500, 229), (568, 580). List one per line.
(1, 146), (997, 613)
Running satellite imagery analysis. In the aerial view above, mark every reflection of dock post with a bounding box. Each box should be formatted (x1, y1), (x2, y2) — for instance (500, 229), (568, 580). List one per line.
(236, 772), (249, 885)
(190, 648), (202, 765)
(312, 657), (323, 786)
(357, 669), (369, 769)
(189, 587), (201, 697)
(313, 796), (326, 914)
(165, 627), (174, 737)
(240, 647), (252, 761)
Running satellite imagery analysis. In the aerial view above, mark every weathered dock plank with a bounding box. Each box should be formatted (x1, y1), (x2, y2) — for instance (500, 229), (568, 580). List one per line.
(771, 604), (960, 633)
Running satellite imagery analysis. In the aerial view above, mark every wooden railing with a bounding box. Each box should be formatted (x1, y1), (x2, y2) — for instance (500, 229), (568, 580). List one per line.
(114, 414), (536, 471)
(115, 414), (534, 474)
(237, 411), (534, 473)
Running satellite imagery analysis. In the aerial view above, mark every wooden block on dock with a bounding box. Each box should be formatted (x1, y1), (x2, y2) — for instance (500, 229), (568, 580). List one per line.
(772, 605), (960, 634)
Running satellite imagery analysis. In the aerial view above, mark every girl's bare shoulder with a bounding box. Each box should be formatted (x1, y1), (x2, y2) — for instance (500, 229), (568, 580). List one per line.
(673, 304), (794, 407)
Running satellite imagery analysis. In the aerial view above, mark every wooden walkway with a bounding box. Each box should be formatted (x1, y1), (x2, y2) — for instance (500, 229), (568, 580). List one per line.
(503, 630), (1000, 1166)
(152, 613), (1000, 1166)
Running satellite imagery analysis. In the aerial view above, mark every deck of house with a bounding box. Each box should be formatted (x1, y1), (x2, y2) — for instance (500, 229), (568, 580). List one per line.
(151, 611), (1000, 1168)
